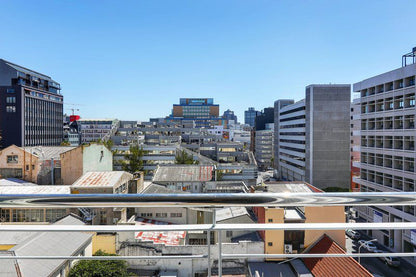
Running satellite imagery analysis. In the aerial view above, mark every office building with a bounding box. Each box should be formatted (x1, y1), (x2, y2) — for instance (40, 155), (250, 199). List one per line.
(222, 109), (238, 123)
(255, 107), (274, 131)
(245, 107), (261, 127)
(167, 98), (226, 128)
(274, 84), (351, 190)
(255, 129), (274, 169)
(0, 59), (63, 147)
(354, 48), (416, 252)
(78, 119), (119, 143)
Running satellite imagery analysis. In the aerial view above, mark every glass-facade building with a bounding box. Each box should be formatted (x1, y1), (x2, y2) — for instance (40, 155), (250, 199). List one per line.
(244, 107), (260, 127)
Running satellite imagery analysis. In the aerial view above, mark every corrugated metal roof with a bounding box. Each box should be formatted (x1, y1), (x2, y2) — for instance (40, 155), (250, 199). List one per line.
(0, 252), (20, 277)
(0, 215), (91, 277)
(71, 171), (133, 188)
(153, 165), (214, 182)
(216, 207), (249, 222)
(23, 146), (76, 160)
(0, 178), (37, 186)
(134, 218), (186, 246)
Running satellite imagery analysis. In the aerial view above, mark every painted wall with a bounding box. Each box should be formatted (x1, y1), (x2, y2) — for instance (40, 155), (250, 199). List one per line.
(304, 206), (346, 249)
(0, 145), (40, 183)
(61, 146), (83, 185)
(92, 233), (116, 254)
(264, 208), (284, 260)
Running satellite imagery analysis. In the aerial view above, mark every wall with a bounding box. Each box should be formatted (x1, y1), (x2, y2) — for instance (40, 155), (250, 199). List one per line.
(61, 146), (83, 185)
(82, 144), (113, 174)
(305, 85), (351, 189)
(303, 206), (346, 249)
(0, 145), (40, 183)
(92, 233), (116, 254)
(264, 208), (284, 260)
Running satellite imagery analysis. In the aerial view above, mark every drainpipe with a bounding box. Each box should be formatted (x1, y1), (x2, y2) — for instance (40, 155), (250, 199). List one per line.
(51, 158), (54, 185)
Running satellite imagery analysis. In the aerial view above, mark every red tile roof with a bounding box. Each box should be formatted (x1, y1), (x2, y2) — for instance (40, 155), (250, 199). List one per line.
(303, 235), (372, 277)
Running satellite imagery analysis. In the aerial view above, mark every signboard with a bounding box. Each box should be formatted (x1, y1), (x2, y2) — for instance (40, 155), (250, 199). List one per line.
(411, 230), (416, 245)
(70, 115), (80, 122)
(373, 210), (383, 223)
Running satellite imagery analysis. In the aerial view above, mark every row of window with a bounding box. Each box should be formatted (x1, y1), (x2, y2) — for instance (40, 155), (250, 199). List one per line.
(139, 212), (183, 218)
(360, 76), (415, 97)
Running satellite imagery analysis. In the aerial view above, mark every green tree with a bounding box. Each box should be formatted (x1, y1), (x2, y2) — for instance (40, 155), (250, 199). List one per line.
(68, 250), (129, 277)
(175, 150), (198, 164)
(122, 145), (146, 174)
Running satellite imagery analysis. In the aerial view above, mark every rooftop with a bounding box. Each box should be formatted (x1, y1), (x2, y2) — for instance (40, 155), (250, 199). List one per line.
(23, 146), (76, 160)
(71, 171), (133, 188)
(153, 165), (214, 182)
(134, 217), (186, 246)
(302, 234), (372, 277)
(0, 185), (71, 194)
(258, 181), (322, 193)
(215, 207), (249, 222)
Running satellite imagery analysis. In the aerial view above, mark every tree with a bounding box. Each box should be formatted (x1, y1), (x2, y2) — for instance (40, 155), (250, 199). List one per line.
(122, 145), (146, 174)
(68, 250), (129, 277)
(175, 150), (198, 164)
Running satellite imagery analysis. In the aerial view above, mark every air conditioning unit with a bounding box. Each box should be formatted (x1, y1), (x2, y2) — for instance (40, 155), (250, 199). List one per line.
(284, 244), (293, 254)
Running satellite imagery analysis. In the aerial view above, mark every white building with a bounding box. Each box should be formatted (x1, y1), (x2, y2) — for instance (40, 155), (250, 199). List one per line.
(354, 49), (416, 253)
(78, 119), (119, 143)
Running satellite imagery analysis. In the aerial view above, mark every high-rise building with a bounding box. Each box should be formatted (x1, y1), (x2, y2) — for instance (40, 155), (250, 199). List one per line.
(167, 98), (226, 128)
(354, 48), (416, 252)
(0, 59), (63, 147)
(244, 107), (260, 127)
(222, 109), (238, 123)
(274, 84), (351, 190)
(255, 107), (274, 131)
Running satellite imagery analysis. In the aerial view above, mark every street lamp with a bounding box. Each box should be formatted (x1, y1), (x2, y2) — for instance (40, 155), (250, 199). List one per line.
(358, 238), (377, 263)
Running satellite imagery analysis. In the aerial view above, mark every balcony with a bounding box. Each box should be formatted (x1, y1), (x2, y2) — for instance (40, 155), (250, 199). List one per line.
(0, 193), (416, 277)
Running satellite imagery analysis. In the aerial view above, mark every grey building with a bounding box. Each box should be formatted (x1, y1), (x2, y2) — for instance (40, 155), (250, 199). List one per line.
(0, 59), (63, 147)
(354, 49), (416, 253)
(254, 129), (274, 169)
(275, 84), (351, 190)
(222, 109), (238, 123)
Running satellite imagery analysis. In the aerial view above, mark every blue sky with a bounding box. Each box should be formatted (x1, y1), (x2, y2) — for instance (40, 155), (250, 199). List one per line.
(1, 0), (415, 121)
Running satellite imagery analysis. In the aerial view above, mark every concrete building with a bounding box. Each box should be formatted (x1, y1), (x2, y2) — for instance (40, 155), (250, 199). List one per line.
(60, 143), (113, 185)
(274, 84), (351, 190)
(0, 145), (75, 185)
(245, 107), (261, 127)
(254, 129), (274, 169)
(351, 101), (361, 191)
(353, 48), (416, 253)
(255, 107), (274, 131)
(0, 59), (63, 147)
(78, 119), (119, 143)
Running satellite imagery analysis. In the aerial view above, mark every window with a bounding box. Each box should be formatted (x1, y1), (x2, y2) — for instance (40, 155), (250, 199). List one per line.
(6, 88), (15, 93)
(226, 231), (233, 237)
(25, 165), (29, 171)
(268, 242), (273, 246)
(6, 106), (16, 113)
(268, 218), (273, 223)
(140, 213), (152, 217)
(156, 213), (167, 218)
(7, 155), (18, 163)
(32, 165), (35, 170)
(6, 97), (16, 103)
(170, 213), (182, 218)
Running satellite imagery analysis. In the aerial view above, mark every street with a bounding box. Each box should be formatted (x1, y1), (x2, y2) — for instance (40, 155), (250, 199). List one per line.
(346, 236), (415, 277)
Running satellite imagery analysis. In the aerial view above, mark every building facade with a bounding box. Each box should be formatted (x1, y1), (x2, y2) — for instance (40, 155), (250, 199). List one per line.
(274, 84), (351, 190)
(167, 98), (226, 128)
(0, 59), (63, 147)
(222, 109), (238, 123)
(78, 119), (119, 144)
(244, 107), (260, 127)
(354, 53), (416, 253)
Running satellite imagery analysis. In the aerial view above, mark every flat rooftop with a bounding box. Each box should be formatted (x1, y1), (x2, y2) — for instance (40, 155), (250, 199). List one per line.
(71, 171), (132, 188)
(153, 165), (214, 182)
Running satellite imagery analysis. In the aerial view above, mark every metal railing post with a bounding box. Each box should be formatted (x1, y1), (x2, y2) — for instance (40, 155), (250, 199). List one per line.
(207, 230), (211, 277)
(218, 230), (222, 277)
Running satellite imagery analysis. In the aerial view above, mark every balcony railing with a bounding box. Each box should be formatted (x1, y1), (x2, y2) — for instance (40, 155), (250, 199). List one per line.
(1, 192), (416, 277)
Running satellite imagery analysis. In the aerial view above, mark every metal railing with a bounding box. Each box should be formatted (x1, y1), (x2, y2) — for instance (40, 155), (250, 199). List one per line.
(1, 192), (416, 276)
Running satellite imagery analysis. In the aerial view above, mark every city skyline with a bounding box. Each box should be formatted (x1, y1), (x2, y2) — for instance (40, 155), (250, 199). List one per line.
(0, 0), (415, 122)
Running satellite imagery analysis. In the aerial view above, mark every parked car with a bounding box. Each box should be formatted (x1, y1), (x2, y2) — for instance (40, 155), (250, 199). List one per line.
(346, 229), (361, 240)
(358, 240), (378, 252)
(384, 256), (400, 267)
